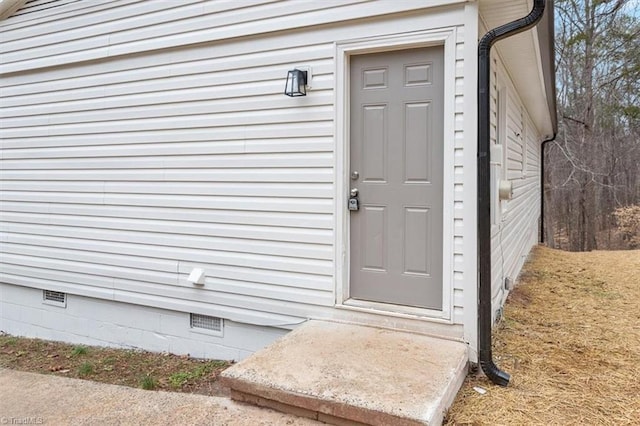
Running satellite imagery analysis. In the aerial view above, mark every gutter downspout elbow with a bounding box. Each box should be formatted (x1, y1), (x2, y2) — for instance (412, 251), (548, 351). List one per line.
(477, 0), (547, 387)
(540, 134), (556, 244)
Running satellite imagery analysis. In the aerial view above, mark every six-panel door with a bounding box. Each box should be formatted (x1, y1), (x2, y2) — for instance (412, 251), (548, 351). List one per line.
(349, 47), (444, 310)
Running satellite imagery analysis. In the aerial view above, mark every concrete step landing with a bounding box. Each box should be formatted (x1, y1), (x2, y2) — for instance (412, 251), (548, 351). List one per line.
(220, 320), (468, 425)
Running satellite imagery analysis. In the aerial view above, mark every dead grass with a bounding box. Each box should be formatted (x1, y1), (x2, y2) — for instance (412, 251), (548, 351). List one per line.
(445, 246), (640, 425)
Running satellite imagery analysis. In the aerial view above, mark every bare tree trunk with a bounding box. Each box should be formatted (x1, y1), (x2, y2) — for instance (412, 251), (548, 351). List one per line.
(549, 0), (639, 250)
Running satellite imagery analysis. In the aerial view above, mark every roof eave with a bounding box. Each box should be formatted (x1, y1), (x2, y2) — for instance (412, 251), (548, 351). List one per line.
(536, 0), (557, 135)
(0, 0), (26, 21)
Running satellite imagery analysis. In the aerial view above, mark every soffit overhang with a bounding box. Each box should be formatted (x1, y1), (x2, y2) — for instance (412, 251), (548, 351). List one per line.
(479, 0), (557, 138)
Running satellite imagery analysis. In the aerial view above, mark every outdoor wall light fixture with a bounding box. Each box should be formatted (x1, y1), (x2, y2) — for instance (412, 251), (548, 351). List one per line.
(284, 68), (308, 97)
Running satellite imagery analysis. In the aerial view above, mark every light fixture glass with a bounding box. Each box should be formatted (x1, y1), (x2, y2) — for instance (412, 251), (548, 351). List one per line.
(284, 69), (307, 97)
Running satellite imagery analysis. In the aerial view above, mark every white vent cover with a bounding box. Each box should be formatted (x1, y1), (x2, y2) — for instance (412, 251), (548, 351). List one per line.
(43, 290), (66, 307)
(190, 313), (223, 335)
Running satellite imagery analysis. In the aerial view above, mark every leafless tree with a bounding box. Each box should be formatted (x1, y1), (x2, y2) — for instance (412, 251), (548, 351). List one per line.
(546, 0), (640, 250)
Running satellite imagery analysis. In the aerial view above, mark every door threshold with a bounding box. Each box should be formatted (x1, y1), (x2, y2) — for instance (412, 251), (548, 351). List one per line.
(340, 298), (450, 322)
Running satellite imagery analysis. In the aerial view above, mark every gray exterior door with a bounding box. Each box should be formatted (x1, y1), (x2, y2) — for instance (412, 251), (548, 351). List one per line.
(349, 47), (444, 310)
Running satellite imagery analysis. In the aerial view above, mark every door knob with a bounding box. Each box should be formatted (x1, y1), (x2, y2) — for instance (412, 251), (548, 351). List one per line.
(350, 188), (359, 197)
(351, 171), (359, 180)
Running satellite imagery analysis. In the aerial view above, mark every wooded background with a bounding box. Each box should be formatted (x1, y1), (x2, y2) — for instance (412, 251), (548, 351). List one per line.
(544, 0), (640, 250)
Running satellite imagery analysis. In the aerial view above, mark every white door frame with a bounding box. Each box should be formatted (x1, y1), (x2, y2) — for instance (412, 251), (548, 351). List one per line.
(334, 28), (457, 322)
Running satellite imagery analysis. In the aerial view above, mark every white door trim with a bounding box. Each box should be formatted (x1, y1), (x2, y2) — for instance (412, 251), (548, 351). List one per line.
(334, 28), (457, 322)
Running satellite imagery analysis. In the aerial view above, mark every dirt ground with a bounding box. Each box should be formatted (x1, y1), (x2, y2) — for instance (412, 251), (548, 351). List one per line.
(445, 246), (640, 425)
(0, 336), (231, 396)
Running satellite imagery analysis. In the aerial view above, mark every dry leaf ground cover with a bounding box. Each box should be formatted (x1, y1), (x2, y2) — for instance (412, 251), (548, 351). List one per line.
(0, 335), (231, 396)
(446, 246), (640, 425)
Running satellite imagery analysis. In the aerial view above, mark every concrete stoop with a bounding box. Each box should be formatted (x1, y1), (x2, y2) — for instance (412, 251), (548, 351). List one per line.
(220, 321), (468, 425)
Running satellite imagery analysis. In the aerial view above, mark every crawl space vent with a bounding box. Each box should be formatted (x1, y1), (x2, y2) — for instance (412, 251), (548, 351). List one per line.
(190, 313), (223, 334)
(43, 290), (66, 307)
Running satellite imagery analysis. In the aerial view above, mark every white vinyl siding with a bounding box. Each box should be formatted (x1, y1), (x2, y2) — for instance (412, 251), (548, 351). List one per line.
(9, 0), (84, 18)
(1, 0), (468, 330)
(489, 49), (542, 315)
(0, 0), (466, 74)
